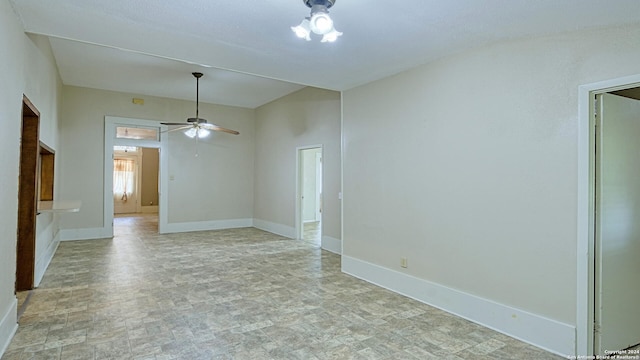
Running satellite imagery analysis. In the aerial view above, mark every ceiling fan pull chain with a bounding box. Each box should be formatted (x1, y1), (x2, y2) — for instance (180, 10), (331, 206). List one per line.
(195, 134), (199, 157)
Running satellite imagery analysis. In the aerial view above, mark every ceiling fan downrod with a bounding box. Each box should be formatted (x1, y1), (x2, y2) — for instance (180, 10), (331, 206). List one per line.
(193, 72), (203, 122)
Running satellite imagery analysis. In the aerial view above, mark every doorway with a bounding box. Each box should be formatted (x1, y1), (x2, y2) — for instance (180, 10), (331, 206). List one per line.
(16, 96), (40, 292)
(296, 146), (323, 244)
(113, 146), (160, 239)
(104, 116), (168, 236)
(593, 91), (640, 354)
(577, 76), (640, 356)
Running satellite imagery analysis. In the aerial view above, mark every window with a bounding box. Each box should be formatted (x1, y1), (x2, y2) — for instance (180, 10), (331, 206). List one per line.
(113, 158), (135, 202)
(116, 126), (158, 140)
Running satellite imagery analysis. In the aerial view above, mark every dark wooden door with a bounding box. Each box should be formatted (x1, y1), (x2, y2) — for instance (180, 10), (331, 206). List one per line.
(16, 96), (40, 291)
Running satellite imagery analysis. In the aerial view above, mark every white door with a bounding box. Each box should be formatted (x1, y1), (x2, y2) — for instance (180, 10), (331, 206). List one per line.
(113, 156), (138, 214)
(595, 93), (640, 354)
(302, 148), (322, 222)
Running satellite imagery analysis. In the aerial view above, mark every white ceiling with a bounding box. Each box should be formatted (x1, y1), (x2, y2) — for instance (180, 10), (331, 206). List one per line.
(9, 0), (640, 108)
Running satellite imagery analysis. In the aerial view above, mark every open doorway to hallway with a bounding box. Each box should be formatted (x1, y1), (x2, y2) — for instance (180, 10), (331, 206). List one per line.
(113, 146), (159, 234)
(104, 116), (167, 237)
(297, 146), (323, 246)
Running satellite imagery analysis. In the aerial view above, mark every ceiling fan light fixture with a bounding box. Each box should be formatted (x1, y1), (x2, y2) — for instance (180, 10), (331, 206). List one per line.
(292, 0), (341, 42)
(184, 127), (211, 139)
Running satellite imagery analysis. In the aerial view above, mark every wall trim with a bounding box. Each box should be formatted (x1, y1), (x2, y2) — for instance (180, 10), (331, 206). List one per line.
(163, 218), (253, 234)
(60, 227), (112, 241)
(342, 255), (575, 357)
(0, 299), (18, 359)
(253, 219), (295, 239)
(321, 235), (341, 254)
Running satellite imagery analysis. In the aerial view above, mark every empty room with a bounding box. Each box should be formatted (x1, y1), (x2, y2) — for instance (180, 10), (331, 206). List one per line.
(2, 0), (640, 359)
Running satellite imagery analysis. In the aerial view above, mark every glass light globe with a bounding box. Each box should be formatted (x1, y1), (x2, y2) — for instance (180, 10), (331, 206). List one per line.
(309, 12), (333, 35)
(197, 128), (211, 138)
(321, 28), (343, 43)
(291, 18), (311, 41)
(184, 127), (197, 138)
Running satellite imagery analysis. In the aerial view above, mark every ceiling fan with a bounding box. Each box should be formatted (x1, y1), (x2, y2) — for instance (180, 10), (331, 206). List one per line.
(161, 72), (239, 138)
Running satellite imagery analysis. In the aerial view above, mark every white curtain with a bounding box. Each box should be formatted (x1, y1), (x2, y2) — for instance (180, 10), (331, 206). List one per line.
(113, 158), (135, 202)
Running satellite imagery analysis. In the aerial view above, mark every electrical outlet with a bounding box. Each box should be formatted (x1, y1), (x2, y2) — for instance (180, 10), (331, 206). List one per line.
(400, 258), (408, 268)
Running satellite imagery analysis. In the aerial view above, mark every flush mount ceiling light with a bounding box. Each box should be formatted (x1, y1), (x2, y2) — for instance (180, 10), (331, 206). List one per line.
(291, 0), (342, 43)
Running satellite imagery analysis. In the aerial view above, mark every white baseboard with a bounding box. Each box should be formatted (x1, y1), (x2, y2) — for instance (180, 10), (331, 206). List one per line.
(253, 219), (295, 239)
(321, 235), (341, 254)
(163, 218), (253, 234)
(60, 227), (111, 241)
(0, 298), (18, 358)
(140, 206), (158, 213)
(342, 256), (575, 357)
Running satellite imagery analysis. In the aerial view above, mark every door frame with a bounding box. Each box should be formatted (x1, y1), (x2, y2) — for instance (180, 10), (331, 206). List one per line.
(314, 151), (322, 221)
(16, 95), (40, 291)
(295, 145), (323, 240)
(576, 74), (640, 356)
(104, 116), (168, 235)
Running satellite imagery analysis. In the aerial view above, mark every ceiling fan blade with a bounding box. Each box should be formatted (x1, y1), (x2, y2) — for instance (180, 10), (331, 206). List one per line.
(162, 125), (193, 133)
(161, 122), (191, 126)
(201, 123), (240, 135)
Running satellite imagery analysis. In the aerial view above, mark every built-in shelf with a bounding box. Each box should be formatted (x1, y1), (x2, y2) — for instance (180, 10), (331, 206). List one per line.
(37, 200), (81, 214)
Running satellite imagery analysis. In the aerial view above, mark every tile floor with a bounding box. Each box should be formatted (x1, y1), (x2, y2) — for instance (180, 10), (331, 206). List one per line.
(302, 221), (320, 244)
(2, 215), (563, 360)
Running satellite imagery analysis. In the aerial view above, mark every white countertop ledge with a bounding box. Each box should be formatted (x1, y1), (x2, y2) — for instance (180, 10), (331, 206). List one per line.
(38, 200), (81, 213)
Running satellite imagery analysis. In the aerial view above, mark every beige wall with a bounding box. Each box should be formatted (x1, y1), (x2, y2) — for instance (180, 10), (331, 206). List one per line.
(141, 148), (159, 207)
(342, 23), (640, 333)
(166, 103), (255, 223)
(59, 86), (255, 229)
(0, 2), (25, 350)
(254, 87), (341, 242)
(0, 1), (62, 352)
